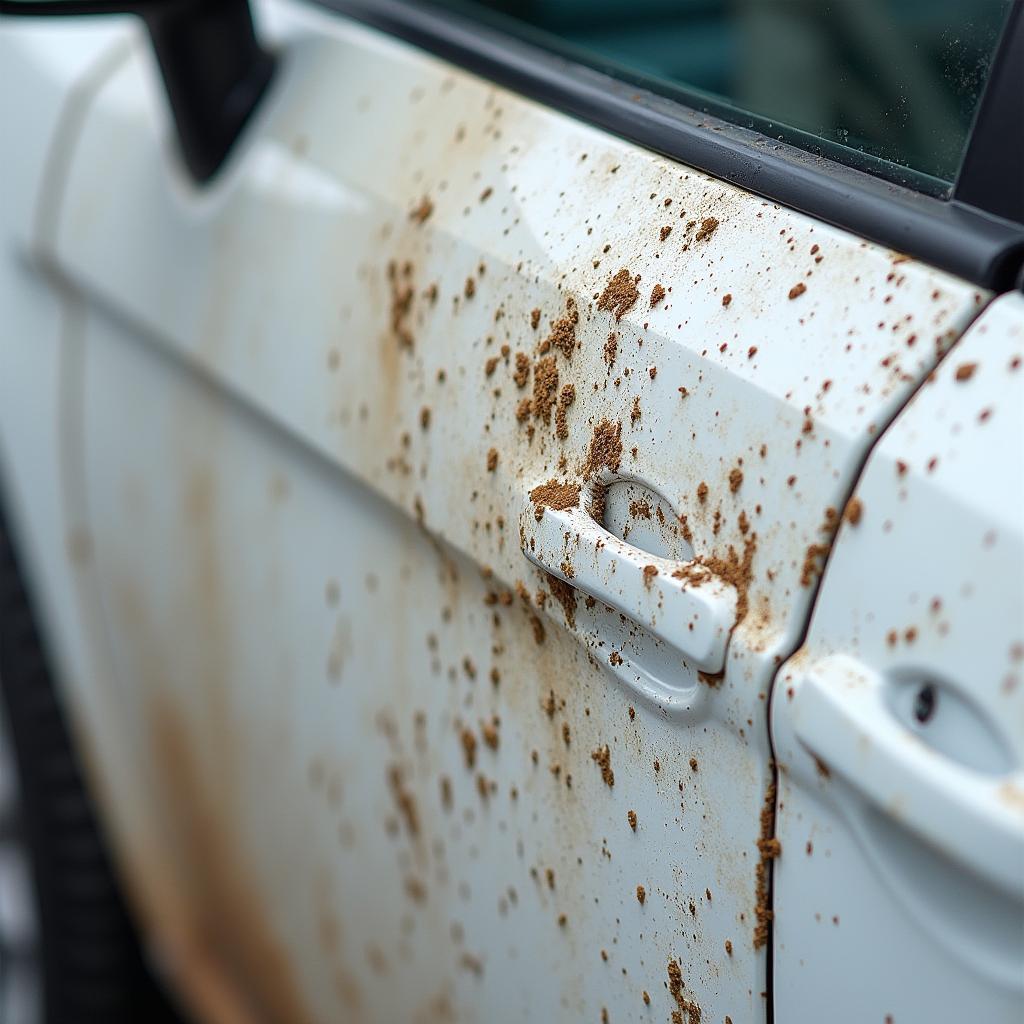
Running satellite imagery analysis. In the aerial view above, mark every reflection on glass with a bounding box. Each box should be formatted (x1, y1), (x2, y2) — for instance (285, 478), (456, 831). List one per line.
(440, 0), (1011, 189)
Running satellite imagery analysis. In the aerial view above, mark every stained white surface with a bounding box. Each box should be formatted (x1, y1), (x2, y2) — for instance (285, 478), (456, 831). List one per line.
(0, 1), (1003, 1021)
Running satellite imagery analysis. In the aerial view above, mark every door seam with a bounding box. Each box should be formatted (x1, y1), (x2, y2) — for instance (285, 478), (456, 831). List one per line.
(760, 291), (999, 1024)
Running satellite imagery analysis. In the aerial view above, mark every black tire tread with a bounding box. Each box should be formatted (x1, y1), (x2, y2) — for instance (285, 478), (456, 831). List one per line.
(0, 500), (185, 1024)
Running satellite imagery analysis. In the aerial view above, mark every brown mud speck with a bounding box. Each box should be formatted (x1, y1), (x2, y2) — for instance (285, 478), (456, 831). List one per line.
(546, 572), (578, 628)
(728, 467), (743, 493)
(530, 308), (541, 330)
(404, 877), (427, 903)
(636, 885), (646, 905)
(604, 333), (618, 365)
(460, 728), (478, 770)
(788, 282), (807, 300)
(541, 298), (580, 359)
(650, 283), (666, 308)
(597, 269), (640, 321)
(627, 809), (637, 831)
(529, 480), (581, 519)
(694, 216), (719, 243)
(660, 225), (672, 241)
(541, 689), (557, 718)
(532, 356), (560, 424)
(591, 744), (615, 787)
(843, 497), (863, 526)
(722, 293), (732, 307)
(753, 778), (779, 950)
(800, 543), (829, 587)
(459, 952), (484, 977)
(643, 565), (658, 587)
(481, 718), (500, 751)
(513, 352), (531, 388)
(667, 958), (702, 1023)
(388, 764), (420, 838)
(408, 196), (433, 224)
(555, 383), (576, 439)
(583, 420), (623, 479)
(696, 482), (708, 503)
(387, 260), (416, 349)
(683, 535), (757, 625)
(486, 448), (499, 472)
(954, 362), (977, 382)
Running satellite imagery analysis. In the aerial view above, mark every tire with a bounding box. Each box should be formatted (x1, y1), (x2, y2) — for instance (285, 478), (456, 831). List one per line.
(0, 505), (184, 1024)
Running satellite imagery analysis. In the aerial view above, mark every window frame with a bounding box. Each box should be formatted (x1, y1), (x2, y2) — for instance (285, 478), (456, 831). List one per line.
(310, 0), (1024, 290)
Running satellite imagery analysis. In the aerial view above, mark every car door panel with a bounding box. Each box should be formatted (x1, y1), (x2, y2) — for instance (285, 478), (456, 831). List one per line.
(28, 1), (992, 1020)
(771, 293), (1024, 1023)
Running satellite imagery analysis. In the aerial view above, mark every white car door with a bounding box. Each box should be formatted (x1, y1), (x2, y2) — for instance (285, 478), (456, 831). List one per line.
(1, 0), (1019, 1022)
(771, 292), (1024, 1023)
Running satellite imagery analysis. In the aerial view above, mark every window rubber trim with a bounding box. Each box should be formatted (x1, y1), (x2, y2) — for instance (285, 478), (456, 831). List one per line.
(953, 0), (1023, 227)
(305, 0), (1024, 292)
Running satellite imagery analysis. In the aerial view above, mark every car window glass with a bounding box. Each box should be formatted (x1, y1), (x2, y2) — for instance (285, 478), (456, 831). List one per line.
(429, 0), (1012, 194)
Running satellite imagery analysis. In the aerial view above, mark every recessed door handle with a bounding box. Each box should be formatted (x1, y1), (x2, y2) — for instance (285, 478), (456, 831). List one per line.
(792, 655), (1024, 896)
(520, 482), (737, 674)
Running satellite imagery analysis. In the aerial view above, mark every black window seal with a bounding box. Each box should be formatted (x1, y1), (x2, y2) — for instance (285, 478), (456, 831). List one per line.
(954, 0), (1023, 227)
(307, 0), (1024, 292)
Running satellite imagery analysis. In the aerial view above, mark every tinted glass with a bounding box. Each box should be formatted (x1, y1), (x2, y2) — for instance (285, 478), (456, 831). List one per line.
(432, 0), (1012, 191)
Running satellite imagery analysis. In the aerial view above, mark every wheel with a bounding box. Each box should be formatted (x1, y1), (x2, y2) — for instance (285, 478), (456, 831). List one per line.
(0, 506), (184, 1024)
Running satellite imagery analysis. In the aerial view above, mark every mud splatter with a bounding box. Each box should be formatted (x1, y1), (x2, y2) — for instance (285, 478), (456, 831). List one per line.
(540, 298), (579, 359)
(591, 744), (614, 787)
(694, 216), (719, 243)
(583, 420), (623, 479)
(529, 480), (581, 518)
(597, 269), (640, 320)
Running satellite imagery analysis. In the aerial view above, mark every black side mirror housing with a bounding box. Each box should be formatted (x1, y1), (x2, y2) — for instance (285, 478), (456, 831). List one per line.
(0, 0), (275, 182)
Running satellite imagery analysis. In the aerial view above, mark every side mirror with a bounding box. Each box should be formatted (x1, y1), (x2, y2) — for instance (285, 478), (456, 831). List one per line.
(0, 0), (276, 182)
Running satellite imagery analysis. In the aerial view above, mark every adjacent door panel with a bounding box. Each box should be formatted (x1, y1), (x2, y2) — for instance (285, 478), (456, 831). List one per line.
(771, 293), (1024, 1022)
(40, 0), (989, 1019)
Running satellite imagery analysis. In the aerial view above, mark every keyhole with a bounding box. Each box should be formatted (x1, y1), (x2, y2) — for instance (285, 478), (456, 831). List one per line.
(913, 683), (938, 725)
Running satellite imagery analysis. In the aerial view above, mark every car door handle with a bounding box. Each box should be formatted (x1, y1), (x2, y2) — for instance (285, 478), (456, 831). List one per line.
(520, 482), (737, 674)
(792, 655), (1024, 896)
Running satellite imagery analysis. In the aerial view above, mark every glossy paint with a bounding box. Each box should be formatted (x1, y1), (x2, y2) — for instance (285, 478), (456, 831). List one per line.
(772, 293), (1024, 1024)
(0, 2), (1010, 1022)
